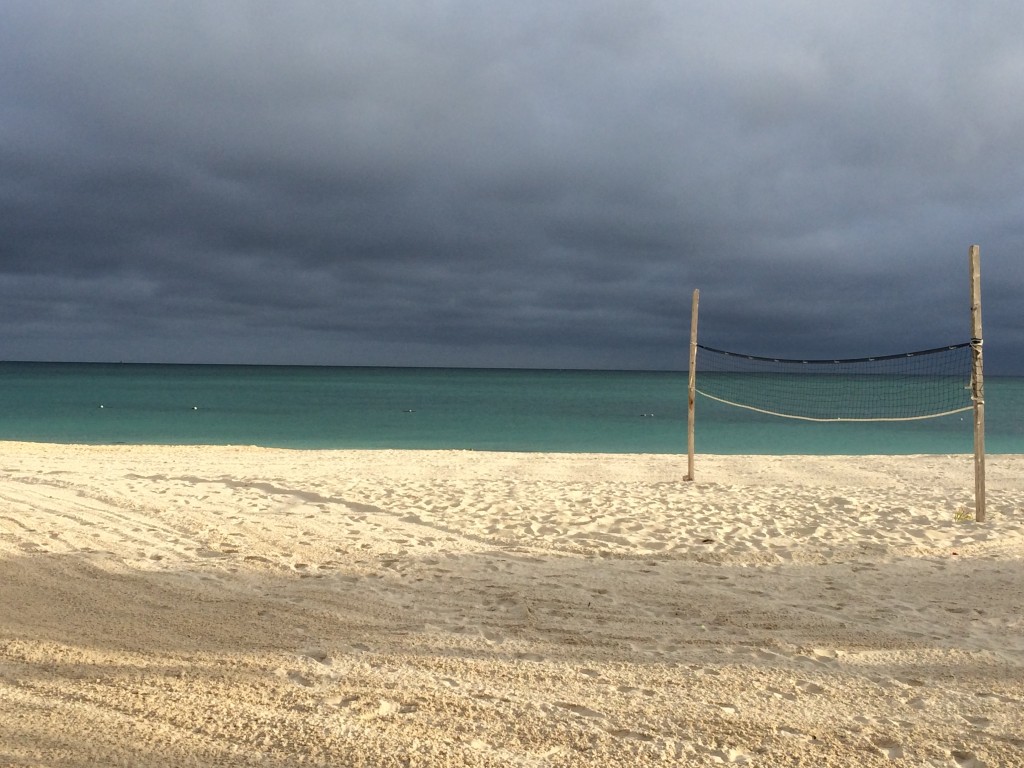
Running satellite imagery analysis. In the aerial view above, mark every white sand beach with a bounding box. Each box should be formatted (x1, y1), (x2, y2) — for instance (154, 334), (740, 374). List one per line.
(1, 443), (1022, 767)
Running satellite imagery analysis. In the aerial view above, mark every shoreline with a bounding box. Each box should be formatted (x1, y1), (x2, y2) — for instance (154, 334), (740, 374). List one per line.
(4, 437), (1024, 459)
(2, 444), (1022, 765)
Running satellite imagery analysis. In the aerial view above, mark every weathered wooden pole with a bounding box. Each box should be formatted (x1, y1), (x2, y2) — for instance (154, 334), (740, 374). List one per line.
(686, 289), (699, 481)
(969, 245), (986, 522)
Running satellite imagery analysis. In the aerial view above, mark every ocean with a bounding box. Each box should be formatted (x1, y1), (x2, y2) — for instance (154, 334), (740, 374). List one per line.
(1, 362), (1022, 454)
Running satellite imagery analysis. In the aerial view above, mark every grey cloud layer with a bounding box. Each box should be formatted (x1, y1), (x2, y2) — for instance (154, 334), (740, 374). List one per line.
(2, 2), (1022, 369)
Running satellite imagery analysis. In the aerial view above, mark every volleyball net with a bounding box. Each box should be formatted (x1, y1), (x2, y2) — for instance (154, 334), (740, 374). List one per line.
(694, 342), (973, 422)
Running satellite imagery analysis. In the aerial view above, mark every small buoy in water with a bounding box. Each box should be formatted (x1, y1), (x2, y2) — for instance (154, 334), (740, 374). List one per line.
(191, 406), (198, 411)
(404, 409), (415, 413)
(98, 404), (104, 409)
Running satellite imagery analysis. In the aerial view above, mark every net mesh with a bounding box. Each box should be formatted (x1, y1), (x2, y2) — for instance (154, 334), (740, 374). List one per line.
(695, 343), (973, 422)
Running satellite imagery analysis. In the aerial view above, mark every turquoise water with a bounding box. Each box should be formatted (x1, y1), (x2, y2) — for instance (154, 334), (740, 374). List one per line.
(1, 362), (1021, 454)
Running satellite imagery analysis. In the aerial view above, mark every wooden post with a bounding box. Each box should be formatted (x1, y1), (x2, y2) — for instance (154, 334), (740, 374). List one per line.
(686, 289), (700, 481)
(969, 245), (986, 522)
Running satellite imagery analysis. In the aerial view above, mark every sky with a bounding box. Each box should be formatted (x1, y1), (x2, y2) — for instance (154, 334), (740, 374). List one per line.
(2, 1), (1022, 372)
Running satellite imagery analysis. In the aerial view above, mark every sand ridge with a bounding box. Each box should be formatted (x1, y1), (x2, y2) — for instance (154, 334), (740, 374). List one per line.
(1, 443), (1022, 766)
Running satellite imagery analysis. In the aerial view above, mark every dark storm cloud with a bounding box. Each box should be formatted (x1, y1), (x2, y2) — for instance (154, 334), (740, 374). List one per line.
(1, 1), (1022, 370)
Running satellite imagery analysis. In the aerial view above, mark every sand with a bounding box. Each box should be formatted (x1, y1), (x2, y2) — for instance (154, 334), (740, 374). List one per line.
(1, 443), (1022, 767)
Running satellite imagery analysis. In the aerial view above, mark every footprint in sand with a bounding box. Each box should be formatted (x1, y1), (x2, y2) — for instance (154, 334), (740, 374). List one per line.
(894, 675), (926, 688)
(325, 694), (361, 708)
(300, 648), (332, 666)
(366, 699), (419, 718)
(700, 746), (752, 764)
(951, 750), (987, 768)
(802, 648), (843, 664)
(872, 737), (905, 759)
(961, 715), (991, 728)
(553, 702), (605, 719)
(796, 680), (825, 695)
(514, 652), (545, 662)
(286, 671), (314, 687)
(776, 725), (812, 741)
(479, 628), (504, 645)
(604, 727), (654, 742)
